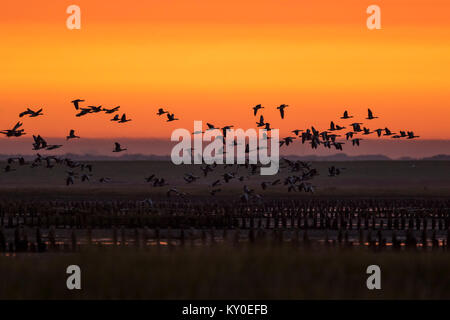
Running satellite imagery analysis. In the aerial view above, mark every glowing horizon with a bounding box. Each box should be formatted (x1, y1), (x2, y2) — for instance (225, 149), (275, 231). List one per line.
(1, 1), (449, 139)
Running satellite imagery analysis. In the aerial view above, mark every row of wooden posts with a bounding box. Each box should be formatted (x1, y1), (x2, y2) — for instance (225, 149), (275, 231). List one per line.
(1, 226), (450, 253)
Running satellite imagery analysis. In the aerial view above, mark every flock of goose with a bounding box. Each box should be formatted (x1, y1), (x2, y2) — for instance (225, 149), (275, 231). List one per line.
(0, 101), (418, 201)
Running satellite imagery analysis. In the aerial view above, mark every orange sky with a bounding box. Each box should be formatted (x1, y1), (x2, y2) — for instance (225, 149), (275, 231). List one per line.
(0, 0), (449, 139)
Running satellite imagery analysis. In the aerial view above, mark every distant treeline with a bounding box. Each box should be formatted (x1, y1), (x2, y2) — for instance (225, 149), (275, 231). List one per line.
(0, 153), (449, 161)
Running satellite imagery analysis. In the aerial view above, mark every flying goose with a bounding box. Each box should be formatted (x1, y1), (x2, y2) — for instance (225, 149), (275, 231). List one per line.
(166, 113), (178, 122)
(19, 108), (43, 118)
(352, 138), (363, 146)
(76, 108), (92, 117)
(0, 122), (26, 137)
(256, 115), (265, 127)
(156, 108), (168, 116)
(66, 129), (80, 140)
(103, 106), (120, 114)
(71, 99), (84, 110)
(383, 128), (396, 136)
(89, 106), (103, 113)
(253, 104), (264, 116)
(366, 108), (378, 120)
(350, 123), (363, 132)
(280, 136), (296, 147)
(340, 110), (353, 119)
(113, 142), (127, 152)
(118, 113), (132, 123)
(277, 104), (288, 119)
(407, 131), (419, 139)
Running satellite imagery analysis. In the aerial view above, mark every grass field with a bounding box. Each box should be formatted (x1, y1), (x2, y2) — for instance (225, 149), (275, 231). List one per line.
(1, 245), (449, 299)
(1, 160), (450, 199)
(1, 160), (449, 300)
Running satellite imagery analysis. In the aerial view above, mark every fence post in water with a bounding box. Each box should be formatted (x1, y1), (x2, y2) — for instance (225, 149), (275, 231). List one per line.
(71, 228), (77, 252)
(167, 227), (172, 247)
(291, 229), (299, 247)
(142, 226), (149, 247)
(249, 227), (255, 244)
(155, 227), (160, 247)
(134, 228), (140, 248)
(121, 226), (126, 246)
(48, 226), (56, 250)
(180, 227), (185, 247)
(421, 229), (427, 248)
(112, 226), (118, 246)
(190, 227), (195, 247)
(233, 228), (240, 247)
(303, 229), (310, 247)
(210, 227), (216, 246)
(0, 227), (5, 252)
(87, 227), (92, 246)
(36, 227), (46, 252)
(222, 228), (228, 244)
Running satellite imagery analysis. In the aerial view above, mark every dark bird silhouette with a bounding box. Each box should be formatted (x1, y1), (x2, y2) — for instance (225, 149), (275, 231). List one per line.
(166, 113), (178, 122)
(277, 104), (288, 119)
(407, 131), (420, 139)
(352, 138), (362, 146)
(328, 166), (344, 177)
(103, 106), (120, 114)
(253, 104), (264, 116)
(89, 106), (103, 113)
(383, 128), (396, 136)
(32, 135), (47, 150)
(76, 108), (92, 117)
(329, 121), (345, 131)
(280, 137), (295, 147)
(374, 128), (383, 137)
(256, 115), (265, 127)
(362, 127), (372, 135)
(118, 113), (132, 123)
(4, 165), (16, 173)
(345, 132), (354, 140)
(0, 122), (26, 137)
(366, 108), (378, 120)
(156, 108), (168, 116)
(210, 188), (222, 196)
(111, 114), (120, 121)
(113, 142), (127, 152)
(66, 130), (80, 140)
(350, 123), (363, 132)
(46, 144), (63, 151)
(71, 99), (84, 110)
(19, 108), (43, 118)
(340, 110), (353, 119)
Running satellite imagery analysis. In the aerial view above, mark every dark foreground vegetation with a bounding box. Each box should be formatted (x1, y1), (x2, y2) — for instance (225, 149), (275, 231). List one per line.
(1, 245), (450, 299)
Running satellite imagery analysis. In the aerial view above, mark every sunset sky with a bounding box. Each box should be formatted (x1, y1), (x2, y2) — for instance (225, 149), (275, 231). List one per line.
(1, 0), (449, 141)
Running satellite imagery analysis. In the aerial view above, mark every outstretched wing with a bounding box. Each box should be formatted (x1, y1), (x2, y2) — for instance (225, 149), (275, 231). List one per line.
(12, 122), (22, 131)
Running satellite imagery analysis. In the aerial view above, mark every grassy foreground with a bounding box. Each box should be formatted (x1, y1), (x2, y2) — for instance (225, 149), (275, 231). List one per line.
(1, 246), (449, 299)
